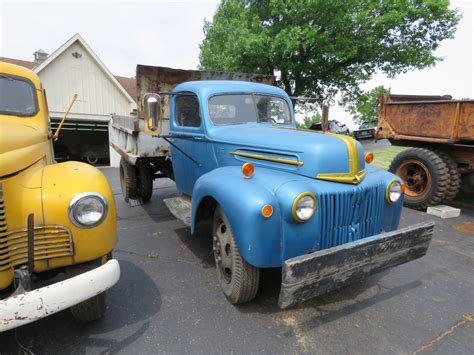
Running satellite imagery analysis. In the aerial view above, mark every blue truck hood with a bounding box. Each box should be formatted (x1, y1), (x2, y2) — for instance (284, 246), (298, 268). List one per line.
(210, 125), (366, 184)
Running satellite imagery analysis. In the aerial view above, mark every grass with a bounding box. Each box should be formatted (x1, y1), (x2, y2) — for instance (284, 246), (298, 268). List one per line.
(371, 146), (407, 170)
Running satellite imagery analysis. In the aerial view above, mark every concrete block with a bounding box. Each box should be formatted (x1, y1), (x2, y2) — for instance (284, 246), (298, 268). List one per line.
(426, 205), (461, 219)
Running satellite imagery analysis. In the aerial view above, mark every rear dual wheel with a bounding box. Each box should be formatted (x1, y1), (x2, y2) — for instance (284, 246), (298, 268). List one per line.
(434, 150), (461, 201)
(137, 163), (154, 203)
(119, 158), (154, 203)
(119, 158), (137, 202)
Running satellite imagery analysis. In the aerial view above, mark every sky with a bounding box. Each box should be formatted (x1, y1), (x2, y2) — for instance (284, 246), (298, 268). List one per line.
(0, 0), (472, 129)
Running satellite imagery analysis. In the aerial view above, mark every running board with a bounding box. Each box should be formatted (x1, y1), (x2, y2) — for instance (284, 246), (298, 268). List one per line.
(164, 196), (192, 226)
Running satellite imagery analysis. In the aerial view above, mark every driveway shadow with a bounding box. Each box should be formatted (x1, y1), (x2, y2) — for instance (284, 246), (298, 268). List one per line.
(1, 260), (161, 354)
(174, 220), (215, 269)
(236, 268), (422, 327)
(167, 221), (419, 324)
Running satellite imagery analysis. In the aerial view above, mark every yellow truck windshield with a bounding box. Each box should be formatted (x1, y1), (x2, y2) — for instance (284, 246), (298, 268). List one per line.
(0, 74), (38, 117)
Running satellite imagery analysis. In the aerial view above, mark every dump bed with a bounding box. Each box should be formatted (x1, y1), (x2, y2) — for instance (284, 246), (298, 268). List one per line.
(377, 93), (474, 146)
(110, 65), (275, 164)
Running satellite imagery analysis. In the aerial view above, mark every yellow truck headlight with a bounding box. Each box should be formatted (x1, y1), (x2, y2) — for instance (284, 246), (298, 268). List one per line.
(292, 192), (317, 222)
(68, 192), (108, 228)
(386, 180), (402, 204)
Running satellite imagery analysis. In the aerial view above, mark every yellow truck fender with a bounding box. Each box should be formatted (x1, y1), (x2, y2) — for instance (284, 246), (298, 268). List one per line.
(41, 161), (117, 267)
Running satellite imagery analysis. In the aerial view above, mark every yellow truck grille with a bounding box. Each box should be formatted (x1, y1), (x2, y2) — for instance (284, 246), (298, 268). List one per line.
(0, 190), (74, 271)
(0, 191), (6, 251)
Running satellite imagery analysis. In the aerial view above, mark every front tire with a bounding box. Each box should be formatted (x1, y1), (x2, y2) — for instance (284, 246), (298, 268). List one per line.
(389, 148), (449, 209)
(66, 258), (107, 323)
(212, 206), (259, 304)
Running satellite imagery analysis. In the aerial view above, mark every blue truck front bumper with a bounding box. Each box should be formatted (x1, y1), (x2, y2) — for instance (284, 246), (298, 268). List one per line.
(278, 221), (434, 309)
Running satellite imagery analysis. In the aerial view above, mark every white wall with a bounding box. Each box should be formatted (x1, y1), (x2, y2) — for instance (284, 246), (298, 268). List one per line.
(37, 40), (135, 167)
(39, 41), (134, 116)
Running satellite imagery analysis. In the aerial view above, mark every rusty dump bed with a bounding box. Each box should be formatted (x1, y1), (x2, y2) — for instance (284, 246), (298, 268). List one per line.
(136, 65), (275, 120)
(377, 93), (474, 145)
(110, 65), (275, 163)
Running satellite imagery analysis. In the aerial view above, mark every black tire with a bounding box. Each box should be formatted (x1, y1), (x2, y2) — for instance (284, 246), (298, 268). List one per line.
(389, 148), (449, 210)
(433, 150), (461, 201)
(65, 258), (107, 323)
(460, 173), (474, 195)
(119, 158), (138, 202)
(85, 151), (99, 165)
(212, 206), (259, 304)
(137, 162), (154, 203)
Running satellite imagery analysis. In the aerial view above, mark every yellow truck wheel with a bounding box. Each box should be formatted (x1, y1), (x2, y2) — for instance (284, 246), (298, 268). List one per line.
(66, 258), (107, 323)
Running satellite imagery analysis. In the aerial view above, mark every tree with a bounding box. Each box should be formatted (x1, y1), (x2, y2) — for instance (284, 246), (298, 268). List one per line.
(340, 85), (390, 127)
(199, 0), (460, 106)
(297, 113), (321, 129)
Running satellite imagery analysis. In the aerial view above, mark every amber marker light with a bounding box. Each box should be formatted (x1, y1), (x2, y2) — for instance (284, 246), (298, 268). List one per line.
(365, 151), (374, 164)
(242, 162), (255, 178)
(261, 204), (273, 218)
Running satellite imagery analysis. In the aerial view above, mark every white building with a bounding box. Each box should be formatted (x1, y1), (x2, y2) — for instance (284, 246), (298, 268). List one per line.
(0, 33), (137, 167)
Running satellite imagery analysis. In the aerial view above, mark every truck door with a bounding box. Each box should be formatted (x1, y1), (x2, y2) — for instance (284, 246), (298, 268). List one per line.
(170, 93), (217, 196)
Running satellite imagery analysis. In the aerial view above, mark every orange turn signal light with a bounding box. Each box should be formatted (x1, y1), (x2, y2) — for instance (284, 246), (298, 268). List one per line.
(261, 204), (273, 218)
(401, 183), (406, 193)
(242, 162), (255, 177)
(365, 152), (374, 164)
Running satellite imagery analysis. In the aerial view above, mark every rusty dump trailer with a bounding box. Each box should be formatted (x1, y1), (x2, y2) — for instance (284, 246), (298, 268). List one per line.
(109, 65), (275, 203)
(377, 93), (474, 209)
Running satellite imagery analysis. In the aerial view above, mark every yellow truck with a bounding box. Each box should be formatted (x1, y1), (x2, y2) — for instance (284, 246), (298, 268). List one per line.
(0, 62), (120, 331)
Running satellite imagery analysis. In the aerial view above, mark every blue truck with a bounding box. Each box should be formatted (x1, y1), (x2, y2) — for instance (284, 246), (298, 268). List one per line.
(110, 65), (434, 308)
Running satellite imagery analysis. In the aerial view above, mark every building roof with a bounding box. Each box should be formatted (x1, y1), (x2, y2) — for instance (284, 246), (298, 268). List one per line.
(0, 35), (137, 102)
(0, 57), (36, 70)
(114, 75), (137, 102)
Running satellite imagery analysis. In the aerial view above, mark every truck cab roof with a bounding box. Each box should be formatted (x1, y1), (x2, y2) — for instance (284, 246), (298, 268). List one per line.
(174, 80), (289, 100)
(0, 61), (42, 89)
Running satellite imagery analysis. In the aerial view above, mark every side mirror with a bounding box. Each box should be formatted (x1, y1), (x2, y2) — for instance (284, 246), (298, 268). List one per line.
(143, 93), (162, 132)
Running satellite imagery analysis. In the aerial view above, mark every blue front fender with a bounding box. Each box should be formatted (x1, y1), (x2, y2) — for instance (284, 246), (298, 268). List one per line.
(191, 165), (403, 268)
(191, 166), (294, 268)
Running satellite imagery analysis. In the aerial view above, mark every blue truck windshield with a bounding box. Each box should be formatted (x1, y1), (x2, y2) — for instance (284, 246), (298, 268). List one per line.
(0, 74), (38, 117)
(209, 94), (291, 125)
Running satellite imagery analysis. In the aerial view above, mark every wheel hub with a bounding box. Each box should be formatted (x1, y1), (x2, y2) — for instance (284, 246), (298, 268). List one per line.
(396, 159), (432, 198)
(213, 219), (233, 283)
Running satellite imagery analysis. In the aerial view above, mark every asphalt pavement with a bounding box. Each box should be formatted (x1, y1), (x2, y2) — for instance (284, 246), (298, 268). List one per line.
(1, 151), (473, 354)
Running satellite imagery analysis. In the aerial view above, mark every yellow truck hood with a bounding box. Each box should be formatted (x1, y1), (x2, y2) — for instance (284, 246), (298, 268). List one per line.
(0, 120), (48, 177)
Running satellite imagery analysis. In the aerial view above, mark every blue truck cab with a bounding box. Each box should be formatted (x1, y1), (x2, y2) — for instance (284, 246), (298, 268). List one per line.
(141, 77), (434, 308)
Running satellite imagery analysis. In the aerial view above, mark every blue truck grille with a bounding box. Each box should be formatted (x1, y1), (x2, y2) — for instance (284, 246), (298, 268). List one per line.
(318, 183), (385, 249)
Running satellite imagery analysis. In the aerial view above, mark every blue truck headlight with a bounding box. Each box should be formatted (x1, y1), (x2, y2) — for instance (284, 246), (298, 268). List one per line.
(386, 180), (402, 204)
(292, 192), (317, 222)
(68, 192), (108, 228)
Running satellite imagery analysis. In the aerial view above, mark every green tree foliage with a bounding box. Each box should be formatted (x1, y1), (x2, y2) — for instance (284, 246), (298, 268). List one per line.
(297, 113), (322, 129)
(200, 0), (460, 105)
(341, 85), (390, 126)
